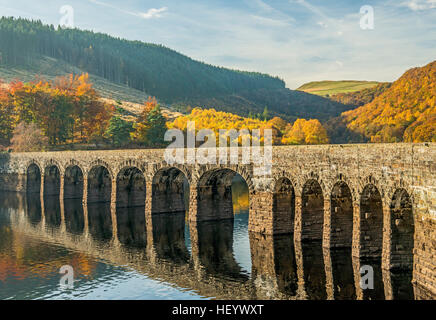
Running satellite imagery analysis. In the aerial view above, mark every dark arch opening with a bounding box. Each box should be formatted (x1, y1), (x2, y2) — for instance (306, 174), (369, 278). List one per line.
(273, 177), (295, 234)
(44, 165), (60, 197)
(390, 189), (414, 271)
(116, 167), (146, 247)
(152, 168), (188, 214)
(87, 166), (111, 204)
(43, 165), (61, 227)
(26, 164), (41, 194)
(193, 169), (251, 279)
(301, 179), (324, 241)
(64, 166), (84, 200)
(196, 169), (248, 221)
(151, 167), (190, 262)
(301, 179), (326, 299)
(360, 184), (383, 259)
(116, 167), (146, 208)
(331, 182), (353, 248)
(87, 166), (112, 240)
(330, 182), (355, 299)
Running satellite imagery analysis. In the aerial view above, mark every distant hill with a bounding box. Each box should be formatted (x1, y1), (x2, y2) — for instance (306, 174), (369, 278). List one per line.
(297, 80), (381, 96)
(0, 17), (351, 122)
(340, 60), (436, 143)
(328, 82), (392, 108)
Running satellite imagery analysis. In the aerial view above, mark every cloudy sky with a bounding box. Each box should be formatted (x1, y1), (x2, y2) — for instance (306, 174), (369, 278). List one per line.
(0, 0), (435, 88)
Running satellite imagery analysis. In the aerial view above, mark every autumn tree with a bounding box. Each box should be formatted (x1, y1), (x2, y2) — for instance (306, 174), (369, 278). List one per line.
(1, 74), (114, 147)
(0, 82), (15, 145)
(10, 122), (48, 152)
(281, 119), (329, 145)
(131, 97), (167, 147)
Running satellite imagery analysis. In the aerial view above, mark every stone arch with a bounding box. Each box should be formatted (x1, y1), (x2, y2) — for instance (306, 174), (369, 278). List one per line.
(86, 159), (114, 180)
(390, 188), (414, 271)
(195, 167), (250, 221)
(64, 165), (84, 200)
(152, 167), (189, 214)
(115, 166), (147, 246)
(273, 177), (295, 234)
(26, 162), (41, 194)
(330, 181), (354, 248)
(114, 159), (146, 179)
(193, 164), (254, 194)
(358, 175), (383, 200)
(116, 166), (146, 208)
(87, 164), (112, 203)
(301, 178), (324, 241)
(43, 163), (61, 197)
(359, 183), (384, 259)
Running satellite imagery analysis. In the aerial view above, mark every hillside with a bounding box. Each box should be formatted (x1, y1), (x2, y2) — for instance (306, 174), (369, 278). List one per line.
(341, 60), (436, 143)
(297, 80), (380, 96)
(0, 56), (182, 120)
(328, 82), (392, 108)
(0, 17), (350, 122)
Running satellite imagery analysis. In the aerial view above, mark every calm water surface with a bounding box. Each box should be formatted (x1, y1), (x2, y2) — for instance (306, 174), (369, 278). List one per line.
(0, 189), (414, 300)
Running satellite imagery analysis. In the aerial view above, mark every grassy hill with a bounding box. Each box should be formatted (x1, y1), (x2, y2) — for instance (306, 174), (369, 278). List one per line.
(297, 80), (381, 96)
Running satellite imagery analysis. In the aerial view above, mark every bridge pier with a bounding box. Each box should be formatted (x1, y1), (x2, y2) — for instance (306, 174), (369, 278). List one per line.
(82, 176), (90, 235)
(110, 178), (119, 244)
(248, 191), (274, 234)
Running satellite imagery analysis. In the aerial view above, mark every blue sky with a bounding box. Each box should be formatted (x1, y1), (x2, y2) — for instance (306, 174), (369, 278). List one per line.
(0, 0), (435, 88)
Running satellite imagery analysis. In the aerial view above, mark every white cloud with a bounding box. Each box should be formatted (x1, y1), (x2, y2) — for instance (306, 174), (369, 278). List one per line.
(401, 0), (436, 11)
(89, 1), (167, 20)
(137, 7), (168, 19)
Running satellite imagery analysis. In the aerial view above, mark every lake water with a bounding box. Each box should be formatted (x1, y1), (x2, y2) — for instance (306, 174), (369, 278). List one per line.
(0, 190), (415, 300)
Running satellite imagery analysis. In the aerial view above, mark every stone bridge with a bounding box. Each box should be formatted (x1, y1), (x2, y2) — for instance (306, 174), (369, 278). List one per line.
(0, 143), (435, 298)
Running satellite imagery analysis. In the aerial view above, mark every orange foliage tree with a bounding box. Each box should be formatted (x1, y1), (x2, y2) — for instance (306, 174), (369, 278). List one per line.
(0, 73), (114, 146)
(342, 60), (436, 143)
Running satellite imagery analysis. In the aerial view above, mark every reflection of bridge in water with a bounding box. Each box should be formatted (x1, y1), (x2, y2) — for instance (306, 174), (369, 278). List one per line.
(5, 193), (419, 300)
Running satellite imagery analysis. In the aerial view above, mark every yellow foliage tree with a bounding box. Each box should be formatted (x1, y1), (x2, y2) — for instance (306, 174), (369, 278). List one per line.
(281, 119), (329, 145)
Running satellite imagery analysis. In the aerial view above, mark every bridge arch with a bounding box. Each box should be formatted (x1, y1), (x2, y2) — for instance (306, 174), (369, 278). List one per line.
(87, 164), (112, 203)
(26, 162), (41, 194)
(273, 177), (295, 234)
(195, 167), (250, 221)
(152, 167), (189, 214)
(116, 166), (146, 208)
(43, 163), (61, 197)
(359, 183), (384, 260)
(115, 166), (147, 246)
(64, 165), (84, 200)
(301, 178), (324, 241)
(330, 181), (354, 248)
(390, 188), (414, 271)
